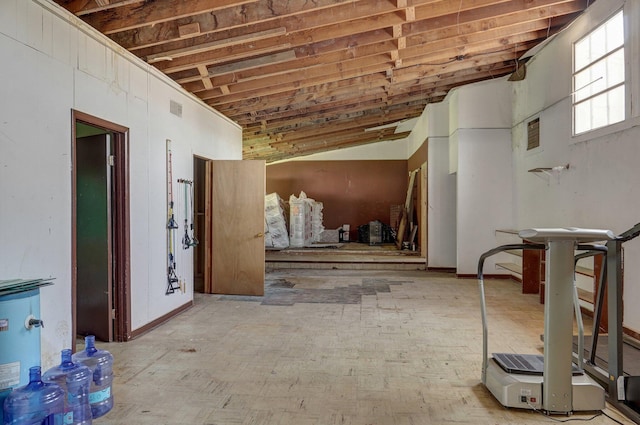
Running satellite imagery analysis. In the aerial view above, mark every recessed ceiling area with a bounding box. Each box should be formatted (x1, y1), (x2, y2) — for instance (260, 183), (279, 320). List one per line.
(54, 0), (594, 162)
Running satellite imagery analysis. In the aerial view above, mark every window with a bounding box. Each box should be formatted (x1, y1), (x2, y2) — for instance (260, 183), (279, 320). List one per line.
(573, 10), (625, 135)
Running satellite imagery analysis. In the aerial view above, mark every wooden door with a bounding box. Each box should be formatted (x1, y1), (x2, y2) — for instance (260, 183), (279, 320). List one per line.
(204, 160), (265, 295)
(76, 134), (113, 342)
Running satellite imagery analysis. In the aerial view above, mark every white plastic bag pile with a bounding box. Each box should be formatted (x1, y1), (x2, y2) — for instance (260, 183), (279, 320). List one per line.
(289, 191), (325, 247)
(264, 193), (289, 249)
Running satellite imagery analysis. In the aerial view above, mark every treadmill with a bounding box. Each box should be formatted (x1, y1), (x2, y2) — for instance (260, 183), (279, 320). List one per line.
(571, 223), (640, 422)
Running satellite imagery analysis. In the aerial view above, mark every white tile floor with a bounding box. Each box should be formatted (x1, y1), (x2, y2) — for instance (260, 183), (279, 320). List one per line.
(98, 269), (633, 424)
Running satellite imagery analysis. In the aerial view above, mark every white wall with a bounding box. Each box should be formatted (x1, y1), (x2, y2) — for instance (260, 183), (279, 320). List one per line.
(299, 76), (513, 275)
(403, 101), (457, 269)
(0, 0), (242, 368)
(455, 129), (513, 275)
(510, 0), (640, 332)
(450, 80), (514, 275)
(427, 136), (457, 268)
(397, 0), (640, 331)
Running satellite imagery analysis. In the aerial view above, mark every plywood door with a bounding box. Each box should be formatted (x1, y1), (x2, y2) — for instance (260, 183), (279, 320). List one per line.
(204, 160), (265, 295)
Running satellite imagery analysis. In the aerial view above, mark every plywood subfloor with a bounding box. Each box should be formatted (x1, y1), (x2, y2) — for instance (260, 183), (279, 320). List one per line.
(98, 270), (633, 424)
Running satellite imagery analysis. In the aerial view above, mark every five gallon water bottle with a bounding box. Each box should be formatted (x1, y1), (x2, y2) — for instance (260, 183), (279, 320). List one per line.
(42, 350), (92, 425)
(3, 366), (64, 425)
(71, 336), (113, 419)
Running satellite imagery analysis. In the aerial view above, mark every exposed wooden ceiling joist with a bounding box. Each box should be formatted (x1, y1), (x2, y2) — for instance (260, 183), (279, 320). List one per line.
(54, 0), (596, 162)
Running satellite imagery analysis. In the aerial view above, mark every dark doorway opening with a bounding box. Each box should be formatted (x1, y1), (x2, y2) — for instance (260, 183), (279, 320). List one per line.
(193, 157), (206, 293)
(72, 110), (131, 349)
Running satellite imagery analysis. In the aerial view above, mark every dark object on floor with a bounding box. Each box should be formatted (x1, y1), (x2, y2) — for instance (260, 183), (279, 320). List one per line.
(357, 221), (396, 244)
(623, 376), (640, 411)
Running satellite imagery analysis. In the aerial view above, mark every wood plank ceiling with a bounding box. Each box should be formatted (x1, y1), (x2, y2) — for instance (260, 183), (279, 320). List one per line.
(55, 0), (593, 163)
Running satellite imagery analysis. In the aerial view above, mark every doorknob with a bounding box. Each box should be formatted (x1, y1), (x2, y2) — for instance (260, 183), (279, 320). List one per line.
(255, 232), (264, 238)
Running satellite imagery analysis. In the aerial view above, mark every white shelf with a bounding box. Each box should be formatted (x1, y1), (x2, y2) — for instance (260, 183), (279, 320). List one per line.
(505, 249), (523, 257)
(495, 229), (519, 235)
(496, 262), (522, 275)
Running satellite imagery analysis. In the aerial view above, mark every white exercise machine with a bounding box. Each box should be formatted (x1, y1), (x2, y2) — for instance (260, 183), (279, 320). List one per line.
(477, 227), (615, 414)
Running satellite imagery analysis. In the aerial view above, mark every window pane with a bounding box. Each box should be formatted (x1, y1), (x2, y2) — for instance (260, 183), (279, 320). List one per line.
(574, 69), (592, 102)
(608, 85), (625, 125)
(606, 49), (625, 88)
(606, 11), (624, 51)
(572, 9), (625, 135)
(575, 61), (608, 102)
(574, 100), (591, 134)
(590, 60), (607, 92)
(591, 92), (608, 129)
(590, 26), (607, 62)
(575, 38), (590, 70)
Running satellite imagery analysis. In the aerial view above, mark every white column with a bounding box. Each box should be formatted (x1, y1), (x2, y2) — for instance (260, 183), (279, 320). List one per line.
(543, 240), (575, 413)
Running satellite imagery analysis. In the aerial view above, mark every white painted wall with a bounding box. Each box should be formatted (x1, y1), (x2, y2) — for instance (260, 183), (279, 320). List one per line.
(510, 0), (640, 333)
(0, 0), (241, 368)
(450, 80), (514, 275)
(427, 136), (457, 268)
(455, 129), (513, 275)
(402, 101), (457, 268)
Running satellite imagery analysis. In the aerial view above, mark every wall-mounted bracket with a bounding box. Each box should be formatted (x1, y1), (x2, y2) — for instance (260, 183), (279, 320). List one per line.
(528, 164), (570, 184)
(528, 163), (570, 177)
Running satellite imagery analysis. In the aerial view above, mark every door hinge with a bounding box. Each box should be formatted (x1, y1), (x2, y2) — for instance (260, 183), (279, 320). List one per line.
(108, 155), (115, 166)
(111, 308), (116, 319)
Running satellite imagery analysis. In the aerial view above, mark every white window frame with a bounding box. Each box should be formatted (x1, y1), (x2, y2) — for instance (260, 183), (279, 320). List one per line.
(572, 9), (626, 136)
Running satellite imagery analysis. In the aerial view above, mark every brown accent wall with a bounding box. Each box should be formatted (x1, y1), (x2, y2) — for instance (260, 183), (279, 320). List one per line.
(266, 160), (408, 239)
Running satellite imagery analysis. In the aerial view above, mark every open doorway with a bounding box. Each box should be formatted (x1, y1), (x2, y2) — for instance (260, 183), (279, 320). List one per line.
(72, 110), (131, 348)
(193, 156), (206, 293)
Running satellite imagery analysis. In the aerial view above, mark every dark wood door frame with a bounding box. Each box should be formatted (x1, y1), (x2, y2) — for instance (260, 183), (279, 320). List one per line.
(72, 110), (131, 349)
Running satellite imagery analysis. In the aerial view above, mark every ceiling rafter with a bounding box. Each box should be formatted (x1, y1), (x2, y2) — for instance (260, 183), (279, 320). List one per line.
(238, 62), (515, 137)
(160, 0), (579, 94)
(107, 0), (401, 50)
(204, 42), (532, 109)
(54, 0), (595, 162)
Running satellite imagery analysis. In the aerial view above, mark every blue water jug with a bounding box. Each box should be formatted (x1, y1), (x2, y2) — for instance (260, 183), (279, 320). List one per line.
(71, 336), (113, 419)
(3, 366), (64, 425)
(42, 350), (92, 425)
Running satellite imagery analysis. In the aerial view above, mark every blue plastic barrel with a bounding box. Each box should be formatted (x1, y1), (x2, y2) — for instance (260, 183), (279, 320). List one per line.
(3, 366), (64, 425)
(42, 350), (92, 425)
(71, 336), (113, 419)
(0, 289), (42, 424)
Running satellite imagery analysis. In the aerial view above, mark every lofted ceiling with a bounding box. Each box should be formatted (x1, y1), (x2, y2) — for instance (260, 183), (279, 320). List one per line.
(55, 0), (593, 163)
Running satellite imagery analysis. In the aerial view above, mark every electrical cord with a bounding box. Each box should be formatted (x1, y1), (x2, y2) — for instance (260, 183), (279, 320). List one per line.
(601, 410), (627, 425)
